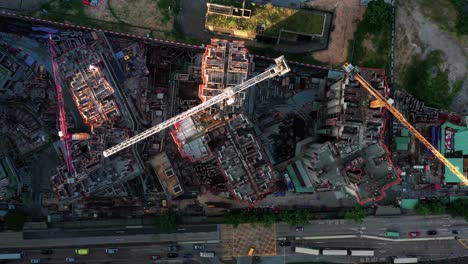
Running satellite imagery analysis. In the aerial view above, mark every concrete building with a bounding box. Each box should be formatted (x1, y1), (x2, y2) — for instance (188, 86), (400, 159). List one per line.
(199, 39), (250, 112)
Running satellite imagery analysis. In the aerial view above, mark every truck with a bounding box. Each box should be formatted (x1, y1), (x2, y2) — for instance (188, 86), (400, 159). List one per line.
(199, 251), (215, 258)
(350, 249), (374, 256)
(294, 247), (320, 255)
(321, 249), (348, 256)
(0, 252), (24, 260)
(393, 257), (418, 263)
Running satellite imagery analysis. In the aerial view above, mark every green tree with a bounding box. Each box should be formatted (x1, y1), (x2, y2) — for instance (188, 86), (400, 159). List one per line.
(279, 208), (311, 226)
(4, 210), (27, 232)
(343, 205), (367, 223)
(363, 0), (393, 32)
(415, 200), (445, 216)
(448, 199), (468, 220)
(156, 210), (177, 230)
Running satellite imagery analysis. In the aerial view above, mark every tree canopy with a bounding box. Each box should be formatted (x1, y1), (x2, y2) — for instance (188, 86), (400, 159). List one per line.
(343, 205), (367, 223)
(363, 0), (393, 32)
(448, 199), (468, 220)
(224, 210), (277, 228)
(156, 210), (177, 230)
(415, 199), (445, 216)
(279, 208), (312, 226)
(4, 210), (27, 232)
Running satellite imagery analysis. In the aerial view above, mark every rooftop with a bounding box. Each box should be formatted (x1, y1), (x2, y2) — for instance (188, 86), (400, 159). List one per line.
(445, 158), (464, 183)
(149, 152), (184, 198)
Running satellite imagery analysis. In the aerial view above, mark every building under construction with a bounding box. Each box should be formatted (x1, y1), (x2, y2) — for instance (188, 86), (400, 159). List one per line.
(286, 69), (401, 204)
(199, 39), (250, 112)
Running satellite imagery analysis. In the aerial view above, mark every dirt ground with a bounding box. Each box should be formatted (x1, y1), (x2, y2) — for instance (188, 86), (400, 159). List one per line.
(396, 0), (468, 113)
(306, 0), (366, 65)
(84, 0), (173, 33)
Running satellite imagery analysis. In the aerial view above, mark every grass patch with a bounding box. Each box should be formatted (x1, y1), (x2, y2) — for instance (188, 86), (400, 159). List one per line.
(247, 46), (327, 66)
(404, 51), (463, 109)
(451, 0), (468, 35)
(156, 0), (180, 25)
(348, 0), (392, 73)
(417, 0), (458, 33)
(37, 0), (98, 27)
(206, 2), (324, 37)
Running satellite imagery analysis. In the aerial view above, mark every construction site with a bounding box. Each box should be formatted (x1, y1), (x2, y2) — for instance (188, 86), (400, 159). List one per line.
(0, 4), (466, 227)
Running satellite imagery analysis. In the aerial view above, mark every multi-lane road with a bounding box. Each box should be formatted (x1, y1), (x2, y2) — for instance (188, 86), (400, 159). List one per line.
(2, 215), (468, 263)
(13, 243), (223, 264)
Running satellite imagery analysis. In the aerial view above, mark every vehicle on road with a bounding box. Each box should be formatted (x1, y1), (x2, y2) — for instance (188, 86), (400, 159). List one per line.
(294, 247), (320, 255)
(452, 230), (461, 235)
(350, 249), (374, 256)
(193, 244), (205, 250)
(148, 255), (161, 260)
(427, 230), (437, 235)
(30, 259), (41, 263)
(393, 256), (418, 263)
(322, 249), (348, 256)
(75, 249), (89, 256)
(0, 253), (24, 260)
(386, 231), (400, 237)
(167, 253), (178, 258)
(167, 245), (179, 252)
(200, 251), (215, 258)
(41, 249), (53, 255)
(105, 248), (118, 254)
(183, 253), (193, 258)
(65, 257), (76, 262)
(409, 231), (420, 237)
(280, 241), (292, 247)
(295, 226), (304, 232)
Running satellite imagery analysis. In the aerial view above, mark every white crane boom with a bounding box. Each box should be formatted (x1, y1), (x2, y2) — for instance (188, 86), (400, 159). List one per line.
(103, 56), (290, 157)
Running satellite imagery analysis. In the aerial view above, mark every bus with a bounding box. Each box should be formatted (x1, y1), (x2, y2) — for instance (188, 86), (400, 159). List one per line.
(386, 231), (401, 237)
(294, 247), (320, 255)
(322, 249), (348, 256)
(247, 247), (255, 256)
(350, 249), (374, 256)
(0, 252), (24, 260)
(393, 257), (418, 263)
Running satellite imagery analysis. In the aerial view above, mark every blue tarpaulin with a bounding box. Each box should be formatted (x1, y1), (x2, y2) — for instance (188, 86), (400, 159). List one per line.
(24, 55), (35, 66)
(115, 51), (125, 60)
(32, 26), (59, 34)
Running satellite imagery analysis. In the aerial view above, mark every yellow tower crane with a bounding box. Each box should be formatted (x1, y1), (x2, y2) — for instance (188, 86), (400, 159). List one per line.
(343, 63), (467, 185)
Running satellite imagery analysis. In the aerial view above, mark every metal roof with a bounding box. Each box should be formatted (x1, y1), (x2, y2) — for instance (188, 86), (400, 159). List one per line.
(445, 158), (464, 183)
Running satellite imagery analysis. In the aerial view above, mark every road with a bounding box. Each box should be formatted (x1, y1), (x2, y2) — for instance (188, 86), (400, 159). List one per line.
(11, 243), (223, 264)
(277, 215), (467, 239)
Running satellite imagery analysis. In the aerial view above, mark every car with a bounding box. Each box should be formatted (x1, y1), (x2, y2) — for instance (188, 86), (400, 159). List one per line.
(409, 231), (420, 237)
(148, 255), (161, 260)
(427, 230), (438, 235)
(183, 253), (193, 258)
(65, 257), (76, 262)
(30, 259), (41, 264)
(167, 253), (178, 258)
(295, 226), (304, 232)
(279, 241), (292, 247)
(193, 244), (205, 250)
(75, 248), (89, 255)
(452, 230), (462, 235)
(167, 245), (179, 252)
(41, 249), (53, 255)
(105, 248), (118, 254)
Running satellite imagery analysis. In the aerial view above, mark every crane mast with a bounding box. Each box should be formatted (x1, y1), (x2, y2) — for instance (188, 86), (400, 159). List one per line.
(343, 63), (467, 185)
(103, 56), (290, 157)
(48, 33), (74, 173)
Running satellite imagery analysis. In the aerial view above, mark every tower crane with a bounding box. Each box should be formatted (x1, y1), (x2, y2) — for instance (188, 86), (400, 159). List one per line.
(343, 63), (467, 185)
(103, 56), (290, 157)
(48, 33), (74, 173)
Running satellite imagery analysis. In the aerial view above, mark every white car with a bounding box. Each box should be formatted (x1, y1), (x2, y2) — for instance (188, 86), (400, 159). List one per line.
(65, 257), (76, 262)
(30, 259), (41, 264)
